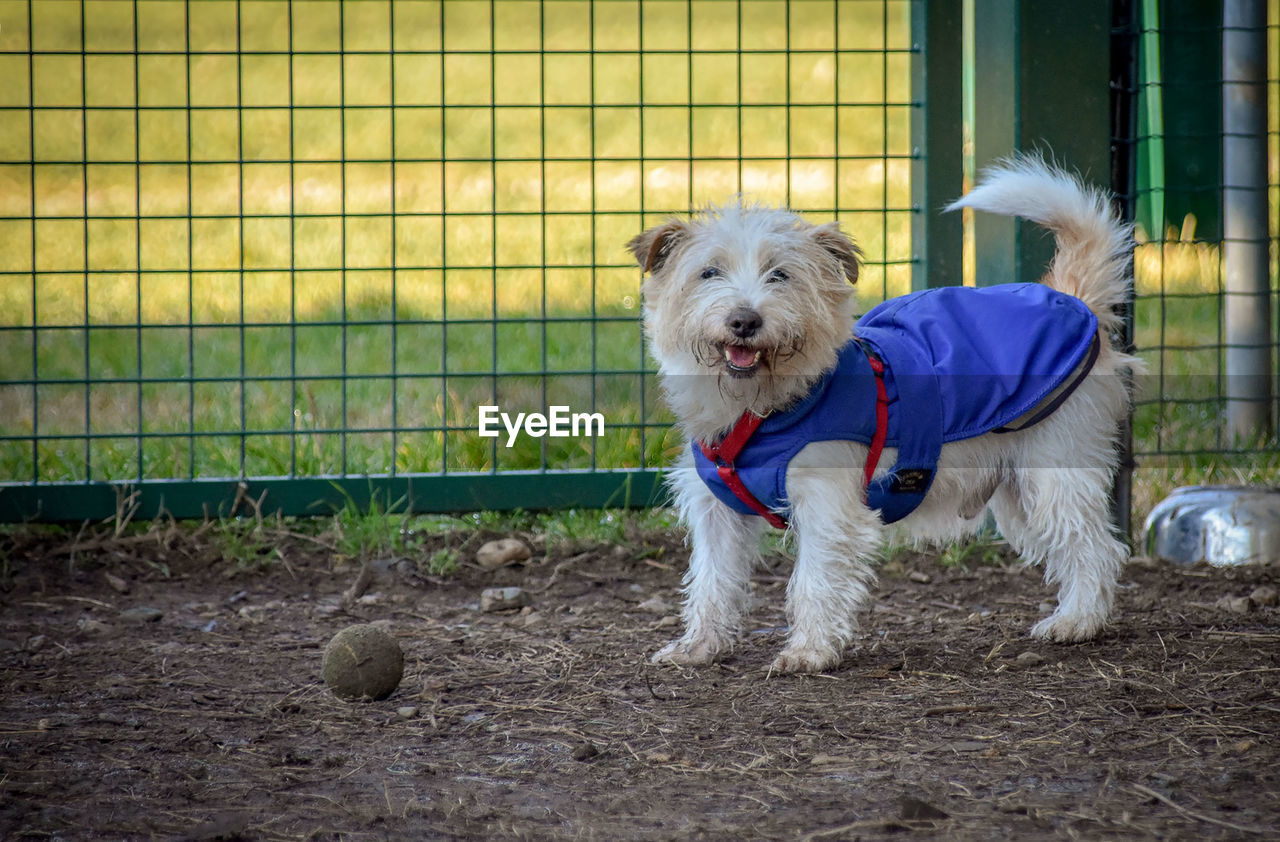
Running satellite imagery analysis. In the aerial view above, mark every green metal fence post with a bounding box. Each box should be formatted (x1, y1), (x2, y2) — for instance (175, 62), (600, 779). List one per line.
(1111, 0), (1141, 540)
(1009, 0), (1113, 282)
(911, 0), (965, 291)
(969, 0), (1018, 287)
(967, 0), (1113, 284)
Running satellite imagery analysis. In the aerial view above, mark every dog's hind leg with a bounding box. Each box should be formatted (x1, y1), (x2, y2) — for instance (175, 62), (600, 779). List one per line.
(772, 447), (882, 673)
(653, 460), (764, 666)
(1006, 466), (1127, 642)
(988, 479), (1030, 556)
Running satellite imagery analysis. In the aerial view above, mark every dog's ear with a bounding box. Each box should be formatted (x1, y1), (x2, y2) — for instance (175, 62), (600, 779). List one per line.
(811, 223), (861, 285)
(628, 221), (689, 275)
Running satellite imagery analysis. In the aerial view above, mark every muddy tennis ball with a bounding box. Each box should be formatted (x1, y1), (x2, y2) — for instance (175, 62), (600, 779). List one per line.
(322, 624), (404, 701)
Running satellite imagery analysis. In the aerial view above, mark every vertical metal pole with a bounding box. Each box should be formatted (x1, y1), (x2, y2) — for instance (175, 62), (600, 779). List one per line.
(1222, 0), (1274, 441)
(969, 0), (1018, 287)
(1012, 0), (1111, 282)
(1138, 0), (1164, 240)
(27, 0), (38, 485)
(1110, 0), (1140, 540)
(910, 0), (964, 291)
(966, 1), (1112, 286)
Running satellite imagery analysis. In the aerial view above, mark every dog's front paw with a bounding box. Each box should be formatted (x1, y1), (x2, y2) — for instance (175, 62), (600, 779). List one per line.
(769, 645), (841, 675)
(651, 633), (729, 666)
(1030, 611), (1106, 643)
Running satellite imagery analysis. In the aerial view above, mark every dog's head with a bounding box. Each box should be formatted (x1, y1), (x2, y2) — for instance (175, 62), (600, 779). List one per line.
(629, 201), (860, 436)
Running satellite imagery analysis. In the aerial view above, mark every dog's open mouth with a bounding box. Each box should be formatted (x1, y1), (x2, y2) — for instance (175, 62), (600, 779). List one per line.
(721, 343), (764, 376)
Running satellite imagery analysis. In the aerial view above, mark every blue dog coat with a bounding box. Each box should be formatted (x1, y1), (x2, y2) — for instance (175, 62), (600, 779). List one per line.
(693, 283), (1100, 525)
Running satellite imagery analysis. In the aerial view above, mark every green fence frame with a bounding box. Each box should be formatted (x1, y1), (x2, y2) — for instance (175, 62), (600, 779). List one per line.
(1, 0), (936, 522)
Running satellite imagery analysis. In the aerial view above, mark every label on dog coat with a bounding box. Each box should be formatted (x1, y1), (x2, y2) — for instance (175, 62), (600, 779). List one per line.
(693, 283), (1099, 524)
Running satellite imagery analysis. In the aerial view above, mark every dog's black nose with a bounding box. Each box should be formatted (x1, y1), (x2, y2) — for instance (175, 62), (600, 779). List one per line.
(727, 307), (763, 339)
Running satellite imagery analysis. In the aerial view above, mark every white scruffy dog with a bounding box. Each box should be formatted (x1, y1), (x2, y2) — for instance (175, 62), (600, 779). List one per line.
(629, 157), (1140, 674)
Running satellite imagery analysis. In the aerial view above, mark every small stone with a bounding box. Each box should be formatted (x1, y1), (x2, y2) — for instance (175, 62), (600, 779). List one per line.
(572, 741), (600, 761)
(1215, 596), (1253, 615)
(1248, 586), (1278, 608)
(120, 606), (164, 624)
(104, 572), (130, 594)
(521, 611), (546, 628)
(77, 617), (111, 635)
(656, 615), (680, 628)
(480, 586), (531, 613)
(475, 538), (531, 570)
(1014, 651), (1045, 667)
(908, 570), (932, 584)
(396, 706), (419, 719)
(636, 596), (671, 614)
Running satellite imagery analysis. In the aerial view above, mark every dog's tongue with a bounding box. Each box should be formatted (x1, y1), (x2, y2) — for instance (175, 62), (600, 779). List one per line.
(726, 345), (757, 368)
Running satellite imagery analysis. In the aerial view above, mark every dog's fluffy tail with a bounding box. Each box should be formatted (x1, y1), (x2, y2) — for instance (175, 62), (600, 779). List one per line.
(946, 155), (1133, 335)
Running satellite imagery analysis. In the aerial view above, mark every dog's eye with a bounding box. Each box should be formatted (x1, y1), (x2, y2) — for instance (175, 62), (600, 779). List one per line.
(766, 268), (789, 283)
(699, 267), (721, 280)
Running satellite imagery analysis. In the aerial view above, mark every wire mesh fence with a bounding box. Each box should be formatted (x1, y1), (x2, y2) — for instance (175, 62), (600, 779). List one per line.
(0, 0), (919, 520)
(1127, 0), (1279, 482)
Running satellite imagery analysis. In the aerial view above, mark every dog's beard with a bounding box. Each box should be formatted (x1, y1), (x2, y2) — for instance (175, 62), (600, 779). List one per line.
(688, 334), (806, 374)
(685, 333), (815, 417)
(711, 369), (762, 409)
(689, 336), (723, 371)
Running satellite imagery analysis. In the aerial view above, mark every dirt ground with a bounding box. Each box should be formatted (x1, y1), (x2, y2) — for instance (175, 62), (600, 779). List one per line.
(2, 520), (1278, 841)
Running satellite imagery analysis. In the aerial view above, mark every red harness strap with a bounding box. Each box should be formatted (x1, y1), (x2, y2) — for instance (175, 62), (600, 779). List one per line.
(698, 411), (788, 529)
(863, 355), (890, 497)
(697, 353), (891, 529)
